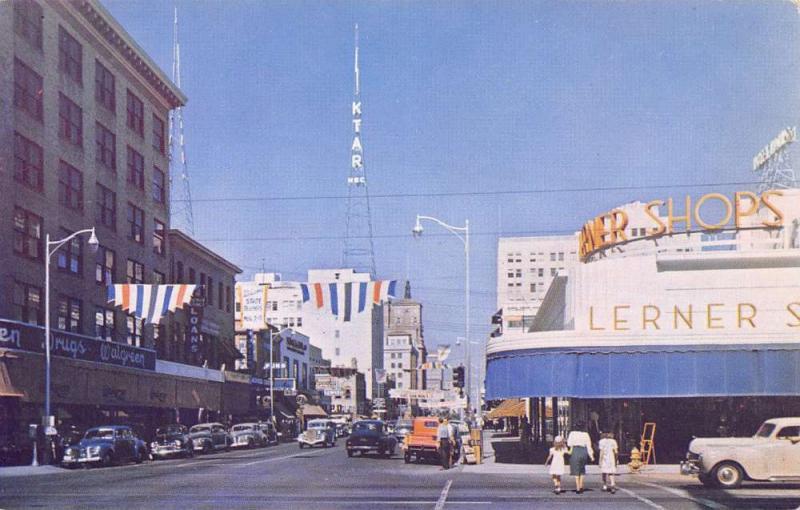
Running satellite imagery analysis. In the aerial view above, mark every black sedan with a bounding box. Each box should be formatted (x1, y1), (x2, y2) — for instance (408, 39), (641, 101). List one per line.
(150, 424), (194, 459)
(346, 420), (397, 458)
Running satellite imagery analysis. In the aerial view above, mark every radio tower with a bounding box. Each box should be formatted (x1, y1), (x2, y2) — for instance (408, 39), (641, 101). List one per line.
(169, 7), (195, 235)
(343, 24), (377, 276)
(753, 127), (798, 193)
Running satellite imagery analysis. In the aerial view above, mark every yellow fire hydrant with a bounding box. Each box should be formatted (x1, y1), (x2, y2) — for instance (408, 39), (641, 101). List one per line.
(628, 447), (642, 473)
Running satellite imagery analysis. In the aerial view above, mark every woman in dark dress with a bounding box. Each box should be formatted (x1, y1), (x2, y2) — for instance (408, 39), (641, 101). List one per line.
(566, 420), (595, 493)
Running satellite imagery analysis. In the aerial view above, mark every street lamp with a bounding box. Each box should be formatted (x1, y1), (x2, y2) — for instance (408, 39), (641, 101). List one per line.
(42, 227), (98, 464)
(412, 215), (471, 410)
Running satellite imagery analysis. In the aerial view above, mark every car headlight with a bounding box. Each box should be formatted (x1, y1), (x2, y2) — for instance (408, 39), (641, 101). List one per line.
(150, 442), (158, 449)
(87, 446), (101, 455)
(174, 439), (182, 447)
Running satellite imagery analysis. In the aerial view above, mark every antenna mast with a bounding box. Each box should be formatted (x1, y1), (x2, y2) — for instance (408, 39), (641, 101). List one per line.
(169, 6), (196, 235)
(343, 24), (377, 276)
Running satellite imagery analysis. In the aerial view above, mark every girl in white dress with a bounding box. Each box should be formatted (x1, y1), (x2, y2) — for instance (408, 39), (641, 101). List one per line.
(598, 432), (618, 493)
(544, 435), (567, 494)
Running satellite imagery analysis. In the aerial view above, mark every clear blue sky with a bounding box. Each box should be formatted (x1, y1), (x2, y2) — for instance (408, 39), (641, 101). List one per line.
(105, 0), (800, 351)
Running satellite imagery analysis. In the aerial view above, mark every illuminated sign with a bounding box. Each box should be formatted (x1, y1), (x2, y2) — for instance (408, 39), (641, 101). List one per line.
(753, 127), (796, 171)
(578, 191), (785, 261)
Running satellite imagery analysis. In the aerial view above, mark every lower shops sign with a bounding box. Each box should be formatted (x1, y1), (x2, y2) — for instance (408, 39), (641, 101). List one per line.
(0, 319), (156, 371)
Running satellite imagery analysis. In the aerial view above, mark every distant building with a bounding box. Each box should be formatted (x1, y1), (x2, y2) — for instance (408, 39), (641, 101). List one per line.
(313, 367), (366, 416)
(383, 285), (426, 392)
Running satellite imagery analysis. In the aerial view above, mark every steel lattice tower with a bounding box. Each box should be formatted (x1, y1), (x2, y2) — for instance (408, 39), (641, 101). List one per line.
(168, 7), (195, 235)
(343, 24), (377, 276)
(753, 127), (798, 194)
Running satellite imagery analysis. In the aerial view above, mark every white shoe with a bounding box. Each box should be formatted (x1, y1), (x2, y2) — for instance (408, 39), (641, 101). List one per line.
(603, 485), (608, 492)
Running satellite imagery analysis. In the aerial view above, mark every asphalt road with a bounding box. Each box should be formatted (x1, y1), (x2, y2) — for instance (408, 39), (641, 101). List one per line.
(1, 440), (798, 509)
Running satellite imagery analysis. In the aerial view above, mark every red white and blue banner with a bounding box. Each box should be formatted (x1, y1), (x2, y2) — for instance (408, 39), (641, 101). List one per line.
(299, 280), (400, 321)
(107, 284), (197, 325)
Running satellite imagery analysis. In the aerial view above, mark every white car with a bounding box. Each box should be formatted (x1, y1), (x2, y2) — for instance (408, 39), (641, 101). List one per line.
(298, 419), (337, 449)
(230, 423), (268, 449)
(681, 417), (800, 488)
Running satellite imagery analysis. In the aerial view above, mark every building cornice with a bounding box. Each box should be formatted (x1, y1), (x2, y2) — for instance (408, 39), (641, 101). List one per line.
(65, 0), (187, 109)
(168, 229), (243, 275)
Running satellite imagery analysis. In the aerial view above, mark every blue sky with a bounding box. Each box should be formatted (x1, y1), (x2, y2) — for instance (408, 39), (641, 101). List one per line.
(104, 0), (800, 352)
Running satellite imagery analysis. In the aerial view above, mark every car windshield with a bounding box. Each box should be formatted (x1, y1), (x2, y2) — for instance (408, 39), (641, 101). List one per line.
(308, 422), (328, 430)
(156, 425), (183, 435)
(755, 422), (776, 438)
(396, 421), (412, 430)
(232, 425), (254, 432)
(190, 425), (211, 433)
(85, 429), (114, 440)
(353, 422), (380, 433)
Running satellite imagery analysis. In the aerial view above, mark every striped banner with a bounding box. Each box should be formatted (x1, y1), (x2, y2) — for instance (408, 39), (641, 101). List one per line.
(329, 283), (338, 316)
(107, 284), (197, 325)
(298, 280), (402, 319)
(343, 282), (353, 322)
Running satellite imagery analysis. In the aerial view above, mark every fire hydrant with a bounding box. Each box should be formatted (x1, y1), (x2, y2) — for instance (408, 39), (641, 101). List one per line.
(628, 447), (642, 473)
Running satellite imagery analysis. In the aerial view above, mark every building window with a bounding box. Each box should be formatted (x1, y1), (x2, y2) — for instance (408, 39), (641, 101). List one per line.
(95, 184), (116, 231)
(94, 60), (115, 111)
(95, 307), (115, 342)
(538, 268), (544, 277)
(12, 281), (42, 325)
(126, 90), (143, 136)
(95, 122), (116, 171)
(558, 252), (565, 261)
(296, 316), (302, 327)
(127, 203), (144, 243)
(126, 259), (144, 284)
(188, 267), (196, 283)
(56, 296), (81, 333)
(13, 207), (42, 261)
(126, 314), (143, 347)
(152, 114), (165, 154)
(14, 0), (43, 50)
(153, 270), (165, 285)
(58, 161), (83, 211)
(59, 93), (83, 147)
(218, 282), (223, 311)
(283, 357), (290, 378)
(126, 146), (144, 189)
(152, 167), (165, 203)
(207, 277), (214, 306)
(59, 26), (82, 84)
(153, 219), (165, 255)
(530, 283), (536, 293)
(56, 233), (82, 276)
(335, 347), (340, 356)
(177, 261), (184, 282)
(226, 285), (232, 313)
(95, 245), (115, 285)
(13, 132), (43, 192)
(14, 58), (43, 121)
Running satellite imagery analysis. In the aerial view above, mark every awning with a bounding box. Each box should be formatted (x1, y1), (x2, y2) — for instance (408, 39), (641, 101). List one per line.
(300, 404), (328, 417)
(486, 343), (800, 400)
(0, 359), (24, 398)
(486, 399), (525, 419)
(219, 339), (244, 361)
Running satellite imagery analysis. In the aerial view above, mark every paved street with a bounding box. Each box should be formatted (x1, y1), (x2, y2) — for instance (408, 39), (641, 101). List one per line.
(1, 440), (799, 510)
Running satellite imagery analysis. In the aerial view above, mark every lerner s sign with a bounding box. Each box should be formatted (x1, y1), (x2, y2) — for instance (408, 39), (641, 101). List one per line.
(578, 190), (784, 261)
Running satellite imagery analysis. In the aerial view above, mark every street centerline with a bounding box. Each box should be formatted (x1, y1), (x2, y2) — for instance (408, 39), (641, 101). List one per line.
(434, 479), (452, 510)
(617, 486), (667, 509)
(632, 481), (729, 510)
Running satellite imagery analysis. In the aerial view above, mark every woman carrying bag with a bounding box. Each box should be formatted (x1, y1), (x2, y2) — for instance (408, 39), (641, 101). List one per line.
(566, 421), (595, 494)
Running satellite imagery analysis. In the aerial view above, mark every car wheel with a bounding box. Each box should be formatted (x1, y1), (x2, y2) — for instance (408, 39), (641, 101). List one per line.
(404, 452), (411, 464)
(347, 449), (353, 458)
(299, 443), (304, 449)
(203, 442), (212, 454)
(135, 449), (144, 464)
(698, 473), (713, 487)
(100, 452), (113, 467)
(713, 462), (743, 489)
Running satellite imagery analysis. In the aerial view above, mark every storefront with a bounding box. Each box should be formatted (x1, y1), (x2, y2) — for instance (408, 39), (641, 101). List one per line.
(486, 189), (800, 461)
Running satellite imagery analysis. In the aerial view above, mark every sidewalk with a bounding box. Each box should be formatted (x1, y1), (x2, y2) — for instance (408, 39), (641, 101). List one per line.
(0, 465), (66, 478)
(466, 430), (680, 476)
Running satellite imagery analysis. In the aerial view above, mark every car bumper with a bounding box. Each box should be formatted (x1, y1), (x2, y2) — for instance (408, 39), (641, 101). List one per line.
(231, 439), (253, 448)
(62, 455), (101, 465)
(347, 445), (379, 451)
(680, 459), (702, 476)
(152, 446), (185, 457)
(298, 439), (326, 446)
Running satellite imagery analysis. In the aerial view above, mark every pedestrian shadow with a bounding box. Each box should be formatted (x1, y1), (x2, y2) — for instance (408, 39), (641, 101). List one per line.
(680, 482), (800, 510)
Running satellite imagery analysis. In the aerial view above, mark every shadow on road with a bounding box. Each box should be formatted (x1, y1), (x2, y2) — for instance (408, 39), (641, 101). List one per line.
(679, 482), (800, 510)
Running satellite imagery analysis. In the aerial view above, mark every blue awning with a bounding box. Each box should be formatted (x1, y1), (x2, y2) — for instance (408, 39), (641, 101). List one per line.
(485, 343), (800, 400)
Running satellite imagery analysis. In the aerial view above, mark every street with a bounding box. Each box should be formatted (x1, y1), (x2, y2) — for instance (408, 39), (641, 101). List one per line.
(2, 440), (799, 510)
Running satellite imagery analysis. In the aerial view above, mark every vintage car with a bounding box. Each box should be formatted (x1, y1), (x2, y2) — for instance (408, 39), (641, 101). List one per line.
(404, 417), (441, 464)
(150, 424), (194, 459)
(346, 420), (397, 458)
(189, 423), (232, 453)
(62, 425), (148, 468)
(330, 418), (350, 438)
(681, 417), (800, 488)
(257, 422), (279, 445)
(230, 423), (268, 449)
(298, 419), (337, 449)
(393, 419), (413, 445)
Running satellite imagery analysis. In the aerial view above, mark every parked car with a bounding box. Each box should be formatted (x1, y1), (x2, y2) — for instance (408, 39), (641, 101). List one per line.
(150, 424), (194, 459)
(298, 419), (337, 449)
(346, 420), (397, 458)
(330, 418), (350, 438)
(62, 425), (147, 468)
(393, 419), (413, 445)
(257, 422), (279, 445)
(404, 417), (441, 464)
(230, 423), (268, 449)
(681, 417), (800, 488)
(189, 423), (231, 454)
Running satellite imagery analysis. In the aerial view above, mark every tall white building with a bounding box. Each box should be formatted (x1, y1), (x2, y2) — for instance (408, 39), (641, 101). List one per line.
(236, 269), (386, 398)
(383, 292), (426, 392)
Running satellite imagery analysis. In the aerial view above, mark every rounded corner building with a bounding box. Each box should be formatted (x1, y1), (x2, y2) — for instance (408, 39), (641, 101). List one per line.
(486, 188), (800, 461)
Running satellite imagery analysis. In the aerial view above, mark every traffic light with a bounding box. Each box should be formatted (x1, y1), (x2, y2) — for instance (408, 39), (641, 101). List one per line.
(452, 366), (465, 388)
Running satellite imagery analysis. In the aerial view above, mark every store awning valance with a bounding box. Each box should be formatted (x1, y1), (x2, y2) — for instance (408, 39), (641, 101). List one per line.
(0, 360), (24, 398)
(486, 399), (525, 419)
(486, 343), (800, 400)
(300, 404), (328, 417)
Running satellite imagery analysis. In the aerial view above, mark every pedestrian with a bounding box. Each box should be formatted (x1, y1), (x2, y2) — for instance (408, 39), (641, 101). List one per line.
(566, 420), (594, 494)
(437, 417), (452, 470)
(544, 435), (568, 494)
(598, 432), (618, 493)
